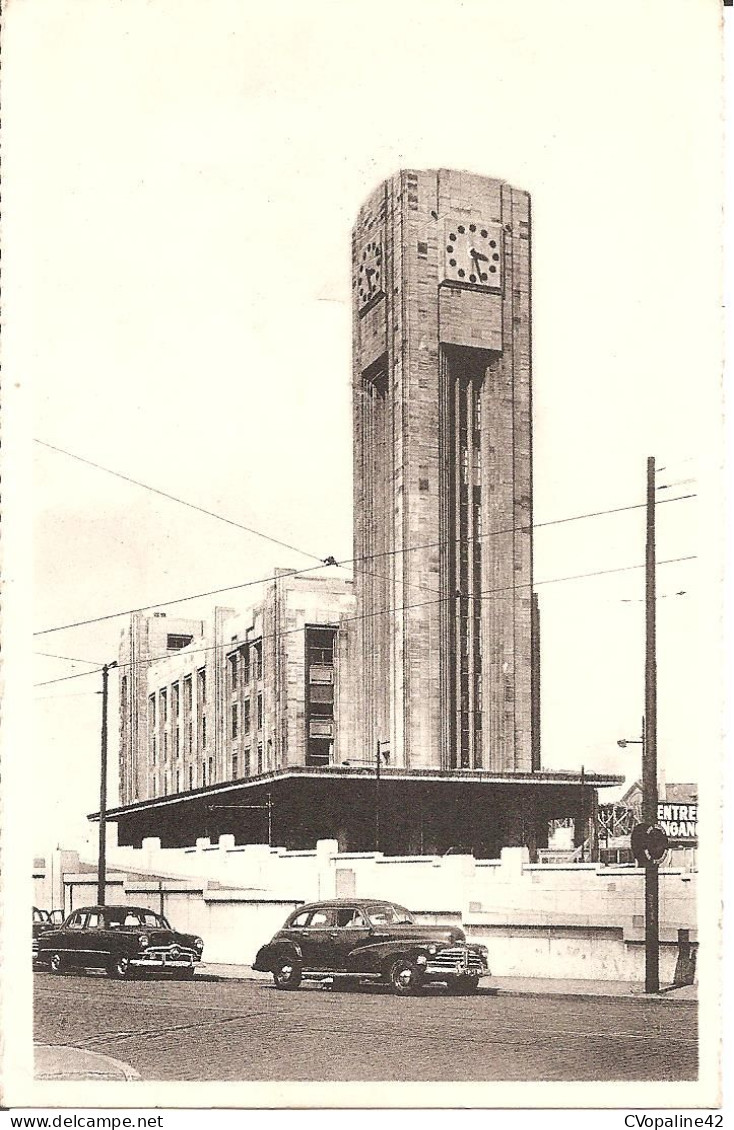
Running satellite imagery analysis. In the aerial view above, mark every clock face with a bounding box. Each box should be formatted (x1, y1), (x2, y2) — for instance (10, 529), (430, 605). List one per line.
(443, 220), (503, 290)
(357, 237), (384, 312)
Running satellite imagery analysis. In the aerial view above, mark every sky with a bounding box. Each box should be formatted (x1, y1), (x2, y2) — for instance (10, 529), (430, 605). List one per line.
(3, 0), (724, 855)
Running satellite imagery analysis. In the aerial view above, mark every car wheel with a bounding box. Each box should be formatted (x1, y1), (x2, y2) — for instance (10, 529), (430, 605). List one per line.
(49, 952), (65, 976)
(389, 958), (423, 996)
(447, 975), (479, 995)
(108, 954), (133, 980)
(272, 958), (302, 990)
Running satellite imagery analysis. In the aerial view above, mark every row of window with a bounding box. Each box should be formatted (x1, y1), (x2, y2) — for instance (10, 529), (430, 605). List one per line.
(230, 693), (263, 739)
(227, 640), (263, 690)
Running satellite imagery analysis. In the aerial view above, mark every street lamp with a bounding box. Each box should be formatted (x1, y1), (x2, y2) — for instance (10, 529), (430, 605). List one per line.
(343, 740), (390, 851)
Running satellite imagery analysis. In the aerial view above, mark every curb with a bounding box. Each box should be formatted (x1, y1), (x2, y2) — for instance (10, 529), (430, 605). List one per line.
(199, 968), (696, 1002)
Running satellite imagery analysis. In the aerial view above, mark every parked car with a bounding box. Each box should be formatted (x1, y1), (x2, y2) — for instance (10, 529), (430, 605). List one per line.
(48, 909), (65, 926)
(36, 905), (204, 980)
(33, 907), (52, 962)
(253, 898), (489, 995)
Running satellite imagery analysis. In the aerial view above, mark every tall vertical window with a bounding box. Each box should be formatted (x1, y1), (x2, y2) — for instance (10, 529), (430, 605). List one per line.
(257, 743), (263, 775)
(232, 751), (239, 779)
(188, 765), (194, 790)
(208, 756), (214, 784)
(228, 652), (239, 694)
(243, 698), (251, 733)
(305, 626), (337, 766)
(231, 703), (239, 739)
(257, 693), (263, 730)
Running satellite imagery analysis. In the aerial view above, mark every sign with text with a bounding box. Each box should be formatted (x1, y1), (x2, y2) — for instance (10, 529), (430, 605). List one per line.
(656, 802), (698, 844)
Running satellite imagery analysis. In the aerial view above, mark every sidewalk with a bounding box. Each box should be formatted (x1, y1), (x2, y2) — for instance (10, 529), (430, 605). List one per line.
(198, 963), (697, 1002)
(35, 1045), (140, 1081)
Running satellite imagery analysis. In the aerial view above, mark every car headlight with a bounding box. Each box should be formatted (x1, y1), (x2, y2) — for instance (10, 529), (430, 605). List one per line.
(138, 933), (149, 948)
(416, 954), (428, 965)
(194, 937), (204, 951)
(427, 945), (438, 955)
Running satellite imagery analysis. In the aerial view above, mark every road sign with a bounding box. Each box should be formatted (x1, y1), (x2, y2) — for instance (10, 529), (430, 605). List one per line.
(631, 822), (669, 865)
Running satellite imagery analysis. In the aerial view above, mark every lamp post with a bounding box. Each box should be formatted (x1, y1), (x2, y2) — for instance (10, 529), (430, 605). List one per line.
(343, 740), (390, 851)
(97, 660), (117, 906)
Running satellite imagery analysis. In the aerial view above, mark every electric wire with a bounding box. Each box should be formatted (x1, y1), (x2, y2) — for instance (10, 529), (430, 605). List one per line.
(34, 438), (325, 563)
(33, 493), (697, 637)
(32, 552), (697, 688)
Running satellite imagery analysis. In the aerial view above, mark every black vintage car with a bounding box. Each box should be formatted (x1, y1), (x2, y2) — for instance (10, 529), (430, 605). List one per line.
(36, 905), (204, 980)
(253, 898), (489, 995)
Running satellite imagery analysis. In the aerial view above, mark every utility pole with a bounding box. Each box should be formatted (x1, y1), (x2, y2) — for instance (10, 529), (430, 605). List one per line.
(97, 661), (116, 906)
(375, 739), (381, 852)
(644, 456), (660, 993)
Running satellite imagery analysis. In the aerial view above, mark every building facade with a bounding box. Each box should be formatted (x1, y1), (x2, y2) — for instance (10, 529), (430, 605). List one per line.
(352, 168), (537, 772)
(118, 572), (355, 807)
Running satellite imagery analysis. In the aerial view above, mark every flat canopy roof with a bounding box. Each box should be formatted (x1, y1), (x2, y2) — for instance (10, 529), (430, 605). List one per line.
(90, 764), (623, 822)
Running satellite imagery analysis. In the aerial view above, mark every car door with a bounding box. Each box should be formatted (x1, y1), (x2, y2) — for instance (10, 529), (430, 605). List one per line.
(299, 907), (338, 970)
(333, 906), (372, 971)
(82, 909), (108, 969)
(62, 910), (88, 967)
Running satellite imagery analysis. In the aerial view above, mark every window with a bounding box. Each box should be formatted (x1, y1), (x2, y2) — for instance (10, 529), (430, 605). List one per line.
(188, 765), (194, 790)
(232, 752), (239, 778)
(152, 773), (158, 796)
(252, 640), (262, 681)
(307, 908), (336, 928)
(290, 910), (310, 927)
(231, 703), (239, 739)
(337, 908), (368, 928)
(243, 698), (251, 732)
(202, 761), (207, 788)
(148, 694), (156, 727)
(202, 716), (207, 748)
(161, 688), (168, 722)
(167, 634), (193, 650)
(242, 646), (250, 684)
(228, 652), (239, 693)
(257, 743), (263, 774)
(197, 667), (206, 705)
(184, 675), (192, 713)
(152, 734), (157, 765)
(309, 666), (334, 685)
(174, 727), (180, 757)
(208, 756), (214, 784)
(244, 747), (251, 776)
(257, 693), (263, 730)
(67, 912), (86, 931)
(176, 769), (180, 792)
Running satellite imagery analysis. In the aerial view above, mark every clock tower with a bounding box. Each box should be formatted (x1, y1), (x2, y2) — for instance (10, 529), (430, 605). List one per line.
(351, 169), (536, 774)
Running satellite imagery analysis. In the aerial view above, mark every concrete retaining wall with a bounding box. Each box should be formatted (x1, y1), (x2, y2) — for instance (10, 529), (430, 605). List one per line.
(47, 830), (696, 982)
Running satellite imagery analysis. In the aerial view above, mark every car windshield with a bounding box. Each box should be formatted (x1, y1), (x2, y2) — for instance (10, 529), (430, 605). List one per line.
(33, 909), (50, 923)
(366, 904), (415, 926)
(105, 910), (171, 929)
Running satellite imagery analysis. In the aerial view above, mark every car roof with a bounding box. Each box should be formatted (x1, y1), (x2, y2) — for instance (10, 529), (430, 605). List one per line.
(70, 905), (162, 915)
(290, 898), (403, 914)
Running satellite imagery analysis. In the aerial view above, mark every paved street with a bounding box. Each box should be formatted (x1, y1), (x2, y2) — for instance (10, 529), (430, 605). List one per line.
(34, 971), (697, 1083)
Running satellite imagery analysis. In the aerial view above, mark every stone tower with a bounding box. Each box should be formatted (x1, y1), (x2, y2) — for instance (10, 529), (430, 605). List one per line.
(352, 168), (534, 772)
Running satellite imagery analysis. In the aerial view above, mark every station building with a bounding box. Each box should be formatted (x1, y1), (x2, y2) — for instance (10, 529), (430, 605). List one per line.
(101, 169), (621, 857)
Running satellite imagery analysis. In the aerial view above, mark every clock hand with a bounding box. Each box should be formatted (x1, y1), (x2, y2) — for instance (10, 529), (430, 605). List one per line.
(472, 250), (489, 262)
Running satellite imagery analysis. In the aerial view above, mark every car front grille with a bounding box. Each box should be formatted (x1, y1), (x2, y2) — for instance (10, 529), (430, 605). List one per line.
(137, 944), (198, 963)
(425, 945), (486, 975)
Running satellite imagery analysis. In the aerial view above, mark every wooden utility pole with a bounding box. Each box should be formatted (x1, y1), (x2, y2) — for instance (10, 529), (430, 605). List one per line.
(97, 662), (115, 906)
(644, 456), (660, 993)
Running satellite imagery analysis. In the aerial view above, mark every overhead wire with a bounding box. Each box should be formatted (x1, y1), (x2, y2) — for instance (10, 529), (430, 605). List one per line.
(33, 552), (697, 688)
(33, 492), (697, 637)
(34, 438), (325, 563)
